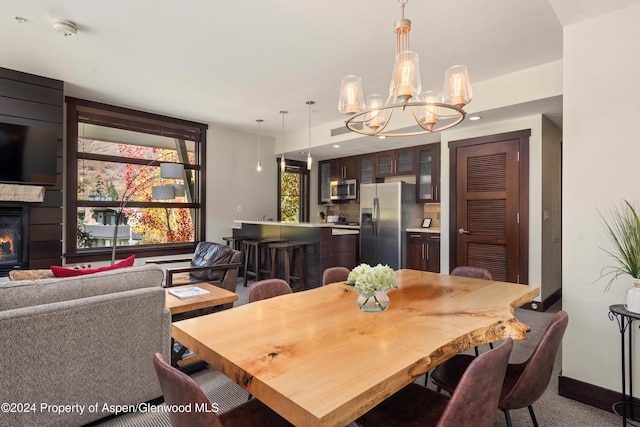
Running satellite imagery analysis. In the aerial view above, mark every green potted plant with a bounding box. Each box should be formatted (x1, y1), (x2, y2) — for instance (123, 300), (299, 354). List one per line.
(598, 200), (640, 311)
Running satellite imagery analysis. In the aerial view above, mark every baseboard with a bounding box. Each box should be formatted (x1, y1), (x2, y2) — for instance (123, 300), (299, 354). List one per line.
(520, 287), (562, 312)
(559, 375), (640, 421)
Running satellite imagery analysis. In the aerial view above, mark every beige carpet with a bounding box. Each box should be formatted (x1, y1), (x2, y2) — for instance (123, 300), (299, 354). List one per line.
(92, 284), (621, 427)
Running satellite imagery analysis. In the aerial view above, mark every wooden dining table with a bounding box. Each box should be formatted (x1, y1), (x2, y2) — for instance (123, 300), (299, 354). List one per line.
(171, 269), (539, 427)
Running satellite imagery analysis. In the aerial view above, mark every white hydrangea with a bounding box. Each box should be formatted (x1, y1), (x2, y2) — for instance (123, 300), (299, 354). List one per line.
(347, 263), (397, 295)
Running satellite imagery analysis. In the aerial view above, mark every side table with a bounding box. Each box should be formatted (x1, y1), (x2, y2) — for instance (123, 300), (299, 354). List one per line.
(166, 283), (238, 370)
(609, 304), (640, 426)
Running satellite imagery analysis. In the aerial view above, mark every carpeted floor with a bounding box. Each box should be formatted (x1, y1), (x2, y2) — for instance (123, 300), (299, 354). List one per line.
(92, 281), (620, 427)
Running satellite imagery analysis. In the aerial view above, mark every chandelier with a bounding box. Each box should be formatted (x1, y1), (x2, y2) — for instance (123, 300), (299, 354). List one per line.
(338, 0), (472, 137)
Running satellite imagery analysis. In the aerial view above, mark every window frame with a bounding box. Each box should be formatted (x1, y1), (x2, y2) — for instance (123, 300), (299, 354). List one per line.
(64, 97), (207, 263)
(277, 158), (310, 223)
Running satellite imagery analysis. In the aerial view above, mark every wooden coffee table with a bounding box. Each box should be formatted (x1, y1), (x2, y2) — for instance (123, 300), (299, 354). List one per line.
(166, 283), (238, 367)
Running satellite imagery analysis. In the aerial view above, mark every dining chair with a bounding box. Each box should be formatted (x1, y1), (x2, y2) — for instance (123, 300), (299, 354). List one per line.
(451, 265), (494, 356)
(153, 353), (293, 427)
(322, 266), (350, 286)
(246, 278), (292, 303)
(356, 339), (513, 427)
(450, 265), (493, 280)
(431, 310), (569, 427)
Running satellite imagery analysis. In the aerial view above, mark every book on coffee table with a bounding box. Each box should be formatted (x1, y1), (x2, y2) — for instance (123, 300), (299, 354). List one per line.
(168, 287), (210, 299)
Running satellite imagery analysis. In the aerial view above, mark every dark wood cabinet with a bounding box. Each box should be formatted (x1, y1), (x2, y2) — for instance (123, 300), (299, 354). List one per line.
(318, 161), (332, 204)
(416, 143), (440, 202)
(331, 157), (359, 181)
(375, 147), (415, 177)
(359, 155), (374, 185)
(406, 231), (440, 272)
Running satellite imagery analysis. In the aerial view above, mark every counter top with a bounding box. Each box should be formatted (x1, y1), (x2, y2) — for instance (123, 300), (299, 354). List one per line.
(406, 227), (441, 233)
(234, 220), (360, 230)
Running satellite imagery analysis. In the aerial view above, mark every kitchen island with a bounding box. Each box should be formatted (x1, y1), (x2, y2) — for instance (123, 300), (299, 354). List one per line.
(232, 220), (359, 288)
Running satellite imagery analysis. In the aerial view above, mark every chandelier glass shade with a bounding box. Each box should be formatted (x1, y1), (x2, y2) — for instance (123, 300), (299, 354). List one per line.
(338, 0), (472, 137)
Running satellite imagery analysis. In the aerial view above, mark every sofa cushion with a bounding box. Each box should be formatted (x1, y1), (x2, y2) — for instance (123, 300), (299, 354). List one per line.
(189, 242), (235, 281)
(0, 263), (164, 311)
(51, 255), (135, 277)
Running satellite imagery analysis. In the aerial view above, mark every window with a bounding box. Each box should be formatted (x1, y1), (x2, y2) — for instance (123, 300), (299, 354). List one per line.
(65, 98), (207, 263)
(278, 159), (310, 223)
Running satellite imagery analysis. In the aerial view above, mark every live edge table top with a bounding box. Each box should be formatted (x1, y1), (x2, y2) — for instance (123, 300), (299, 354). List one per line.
(171, 269), (539, 427)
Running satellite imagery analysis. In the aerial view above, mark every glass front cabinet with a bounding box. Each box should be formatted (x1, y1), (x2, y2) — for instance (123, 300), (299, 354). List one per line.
(416, 143), (440, 203)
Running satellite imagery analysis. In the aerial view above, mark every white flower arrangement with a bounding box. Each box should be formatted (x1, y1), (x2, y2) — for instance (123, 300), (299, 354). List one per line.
(347, 263), (397, 295)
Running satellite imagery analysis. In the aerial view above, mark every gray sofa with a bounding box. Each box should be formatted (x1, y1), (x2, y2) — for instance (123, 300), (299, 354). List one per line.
(0, 264), (171, 427)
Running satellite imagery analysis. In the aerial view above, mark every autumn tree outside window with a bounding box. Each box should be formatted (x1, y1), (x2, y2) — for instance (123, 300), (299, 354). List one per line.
(65, 98), (207, 263)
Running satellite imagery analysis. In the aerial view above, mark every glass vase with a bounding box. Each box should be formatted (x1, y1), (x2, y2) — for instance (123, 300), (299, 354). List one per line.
(356, 290), (390, 313)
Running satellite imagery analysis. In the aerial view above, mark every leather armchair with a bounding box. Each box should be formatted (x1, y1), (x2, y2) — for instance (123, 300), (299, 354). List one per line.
(162, 242), (241, 308)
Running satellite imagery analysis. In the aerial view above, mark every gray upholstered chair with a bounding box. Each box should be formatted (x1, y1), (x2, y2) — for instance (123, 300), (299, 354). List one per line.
(431, 311), (569, 427)
(356, 339), (513, 427)
(153, 353), (293, 427)
(322, 266), (350, 286)
(247, 278), (292, 304)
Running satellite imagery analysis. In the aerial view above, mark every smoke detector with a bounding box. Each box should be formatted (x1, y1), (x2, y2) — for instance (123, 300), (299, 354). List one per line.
(52, 19), (77, 36)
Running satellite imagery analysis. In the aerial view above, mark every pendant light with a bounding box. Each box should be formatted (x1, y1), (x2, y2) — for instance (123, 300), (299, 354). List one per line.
(256, 119), (263, 172)
(306, 101), (314, 170)
(338, 0), (472, 137)
(279, 110), (287, 173)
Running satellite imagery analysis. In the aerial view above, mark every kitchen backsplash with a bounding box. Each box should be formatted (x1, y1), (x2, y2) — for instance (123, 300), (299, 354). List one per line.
(320, 202), (440, 227)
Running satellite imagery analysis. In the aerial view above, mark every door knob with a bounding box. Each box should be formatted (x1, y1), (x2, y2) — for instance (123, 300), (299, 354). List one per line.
(458, 228), (470, 235)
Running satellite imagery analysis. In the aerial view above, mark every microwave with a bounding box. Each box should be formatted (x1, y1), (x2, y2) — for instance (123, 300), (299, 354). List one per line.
(330, 179), (358, 201)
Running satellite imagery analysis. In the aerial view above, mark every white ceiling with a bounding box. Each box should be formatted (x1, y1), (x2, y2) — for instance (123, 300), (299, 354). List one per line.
(0, 0), (637, 160)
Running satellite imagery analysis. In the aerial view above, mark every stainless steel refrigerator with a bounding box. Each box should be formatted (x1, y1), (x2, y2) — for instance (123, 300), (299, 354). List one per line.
(359, 182), (423, 270)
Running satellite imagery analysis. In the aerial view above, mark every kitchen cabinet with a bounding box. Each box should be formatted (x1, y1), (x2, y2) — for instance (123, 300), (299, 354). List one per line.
(360, 155), (374, 184)
(416, 143), (440, 202)
(406, 231), (440, 272)
(331, 157), (359, 181)
(318, 161), (332, 204)
(376, 147), (415, 177)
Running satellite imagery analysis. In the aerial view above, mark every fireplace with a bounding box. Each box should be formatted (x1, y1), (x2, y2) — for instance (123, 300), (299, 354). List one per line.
(0, 207), (29, 276)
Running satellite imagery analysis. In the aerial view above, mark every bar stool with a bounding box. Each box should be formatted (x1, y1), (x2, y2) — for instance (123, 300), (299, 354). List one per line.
(222, 236), (244, 251)
(243, 238), (278, 287)
(269, 241), (307, 291)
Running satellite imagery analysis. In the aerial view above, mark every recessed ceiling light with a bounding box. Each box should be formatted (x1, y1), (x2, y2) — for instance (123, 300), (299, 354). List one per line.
(333, 144), (340, 148)
(469, 116), (482, 121)
(14, 16), (27, 24)
(378, 135), (386, 139)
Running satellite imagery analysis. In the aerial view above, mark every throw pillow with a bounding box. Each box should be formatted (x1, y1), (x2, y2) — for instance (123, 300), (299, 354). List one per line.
(51, 255), (135, 278)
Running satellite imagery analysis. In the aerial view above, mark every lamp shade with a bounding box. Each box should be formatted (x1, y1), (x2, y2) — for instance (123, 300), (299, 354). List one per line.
(338, 75), (364, 115)
(160, 163), (184, 179)
(152, 185), (175, 200)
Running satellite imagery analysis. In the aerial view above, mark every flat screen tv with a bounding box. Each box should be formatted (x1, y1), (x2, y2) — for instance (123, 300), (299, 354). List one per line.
(0, 122), (58, 185)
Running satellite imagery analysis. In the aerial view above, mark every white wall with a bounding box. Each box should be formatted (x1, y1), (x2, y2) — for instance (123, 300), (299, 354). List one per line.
(562, 4), (640, 392)
(541, 117), (562, 301)
(205, 126), (278, 243)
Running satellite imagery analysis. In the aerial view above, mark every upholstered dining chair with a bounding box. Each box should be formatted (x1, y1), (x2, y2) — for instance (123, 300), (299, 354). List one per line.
(152, 353), (293, 427)
(431, 310), (569, 427)
(356, 339), (513, 427)
(246, 278), (292, 303)
(450, 265), (493, 280)
(451, 265), (494, 356)
(322, 266), (350, 286)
